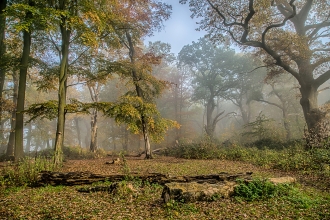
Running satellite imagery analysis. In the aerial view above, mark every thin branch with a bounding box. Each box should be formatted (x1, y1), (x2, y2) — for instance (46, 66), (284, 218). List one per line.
(69, 47), (90, 66)
(237, 65), (269, 75)
(318, 86), (330, 94)
(215, 111), (236, 124)
(206, 0), (245, 27)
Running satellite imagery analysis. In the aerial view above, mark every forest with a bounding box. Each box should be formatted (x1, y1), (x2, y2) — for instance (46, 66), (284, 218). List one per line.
(0, 0), (330, 219)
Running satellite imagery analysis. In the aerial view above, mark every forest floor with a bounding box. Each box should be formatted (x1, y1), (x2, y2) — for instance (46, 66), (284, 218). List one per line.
(1, 156), (330, 219)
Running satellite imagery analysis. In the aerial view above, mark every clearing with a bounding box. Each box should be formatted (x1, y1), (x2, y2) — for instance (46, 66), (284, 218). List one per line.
(0, 156), (329, 219)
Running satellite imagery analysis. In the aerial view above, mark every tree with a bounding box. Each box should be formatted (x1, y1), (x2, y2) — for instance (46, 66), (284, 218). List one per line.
(181, 0), (330, 133)
(48, 0), (115, 164)
(110, 0), (172, 159)
(144, 41), (191, 143)
(12, 0), (34, 161)
(87, 82), (100, 152)
(253, 75), (302, 140)
(4, 0), (62, 160)
(0, 0), (7, 147)
(222, 55), (266, 125)
(178, 38), (237, 137)
(6, 71), (18, 157)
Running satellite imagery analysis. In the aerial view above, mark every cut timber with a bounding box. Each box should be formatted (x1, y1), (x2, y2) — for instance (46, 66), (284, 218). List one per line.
(161, 172), (253, 203)
(162, 181), (237, 203)
(162, 175), (297, 203)
(269, 176), (296, 185)
(37, 171), (253, 186)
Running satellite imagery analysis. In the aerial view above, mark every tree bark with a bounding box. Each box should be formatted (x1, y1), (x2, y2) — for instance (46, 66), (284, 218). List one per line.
(54, 13), (71, 165)
(74, 117), (82, 147)
(205, 96), (216, 137)
(88, 84), (99, 152)
(0, 0), (7, 151)
(90, 109), (98, 152)
(25, 122), (32, 153)
(6, 71), (18, 157)
(14, 9), (32, 161)
(299, 80), (324, 132)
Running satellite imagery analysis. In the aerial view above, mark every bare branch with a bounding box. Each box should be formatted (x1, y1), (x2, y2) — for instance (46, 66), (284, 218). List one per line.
(212, 110), (225, 126)
(307, 21), (330, 39)
(315, 69), (330, 88)
(255, 99), (283, 110)
(206, 0), (245, 27)
(311, 56), (330, 71)
(262, 0), (296, 45)
(297, 0), (313, 25)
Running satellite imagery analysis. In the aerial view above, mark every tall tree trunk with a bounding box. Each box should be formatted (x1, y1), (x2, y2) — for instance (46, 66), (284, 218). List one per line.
(112, 123), (117, 152)
(14, 11), (32, 161)
(299, 82), (324, 131)
(239, 100), (251, 125)
(282, 108), (291, 141)
(0, 0), (7, 150)
(6, 71), (18, 157)
(205, 96), (216, 137)
(74, 117), (82, 147)
(25, 122), (32, 153)
(125, 31), (152, 159)
(54, 17), (71, 165)
(47, 139), (51, 149)
(88, 84), (99, 152)
(271, 84), (292, 141)
(90, 109), (98, 152)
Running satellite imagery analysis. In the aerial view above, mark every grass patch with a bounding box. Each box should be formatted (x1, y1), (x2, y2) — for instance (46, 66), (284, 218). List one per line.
(234, 178), (320, 210)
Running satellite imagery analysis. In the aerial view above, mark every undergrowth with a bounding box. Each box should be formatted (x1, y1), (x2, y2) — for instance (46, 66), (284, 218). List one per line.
(36, 146), (107, 160)
(0, 156), (57, 187)
(165, 138), (330, 175)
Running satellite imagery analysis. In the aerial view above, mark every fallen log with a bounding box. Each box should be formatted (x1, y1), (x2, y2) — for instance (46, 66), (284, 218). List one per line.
(37, 171), (253, 186)
(161, 181), (237, 203)
(161, 176), (296, 203)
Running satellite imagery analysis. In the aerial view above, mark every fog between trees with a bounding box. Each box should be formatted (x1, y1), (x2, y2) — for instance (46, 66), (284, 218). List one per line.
(0, 0), (329, 160)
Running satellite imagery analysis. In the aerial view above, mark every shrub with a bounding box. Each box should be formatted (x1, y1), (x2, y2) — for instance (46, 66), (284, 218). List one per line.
(234, 179), (283, 201)
(165, 139), (330, 176)
(36, 146), (107, 160)
(234, 178), (318, 208)
(0, 156), (57, 187)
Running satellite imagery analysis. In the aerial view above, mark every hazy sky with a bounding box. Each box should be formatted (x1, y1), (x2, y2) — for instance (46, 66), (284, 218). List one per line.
(144, 1), (206, 55)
